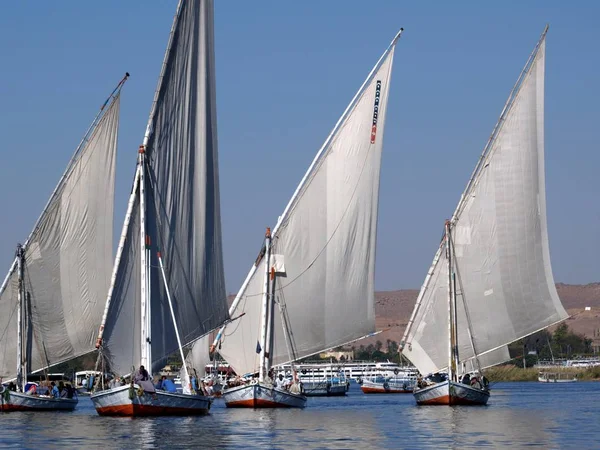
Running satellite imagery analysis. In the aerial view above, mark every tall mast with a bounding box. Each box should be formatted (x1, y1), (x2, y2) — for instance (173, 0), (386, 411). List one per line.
(445, 221), (456, 383)
(138, 146), (152, 373)
(258, 228), (273, 382)
(15, 244), (25, 392)
(132, 0), (187, 380)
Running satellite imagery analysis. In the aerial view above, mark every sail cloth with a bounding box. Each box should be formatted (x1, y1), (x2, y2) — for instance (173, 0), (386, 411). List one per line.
(403, 37), (568, 375)
(100, 0), (229, 376)
(185, 335), (211, 373)
(219, 44), (397, 377)
(0, 267), (19, 379)
(0, 96), (120, 381)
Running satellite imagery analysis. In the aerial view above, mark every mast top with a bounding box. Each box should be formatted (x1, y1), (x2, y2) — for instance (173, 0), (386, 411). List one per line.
(391, 28), (404, 46)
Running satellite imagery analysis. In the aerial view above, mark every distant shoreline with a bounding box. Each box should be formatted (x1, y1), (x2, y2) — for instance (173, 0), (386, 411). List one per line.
(484, 365), (600, 382)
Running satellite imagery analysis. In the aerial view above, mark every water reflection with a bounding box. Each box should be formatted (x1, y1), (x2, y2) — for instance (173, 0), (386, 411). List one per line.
(0, 383), (598, 449)
(222, 407), (385, 449)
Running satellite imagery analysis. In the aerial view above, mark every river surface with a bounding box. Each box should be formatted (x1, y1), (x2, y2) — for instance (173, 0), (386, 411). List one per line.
(0, 382), (598, 449)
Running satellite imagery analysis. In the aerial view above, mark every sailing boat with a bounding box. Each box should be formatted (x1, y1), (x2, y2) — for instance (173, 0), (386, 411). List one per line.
(210, 29), (404, 408)
(182, 335), (223, 396)
(400, 26), (568, 406)
(90, 0), (230, 417)
(0, 75), (126, 411)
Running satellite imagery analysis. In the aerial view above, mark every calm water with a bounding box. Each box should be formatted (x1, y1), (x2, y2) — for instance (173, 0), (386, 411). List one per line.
(1, 382), (598, 449)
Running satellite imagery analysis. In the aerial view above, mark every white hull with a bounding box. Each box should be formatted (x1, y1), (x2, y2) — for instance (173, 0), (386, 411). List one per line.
(301, 381), (346, 397)
(538, 377), (577, 383)
(414, 380), (489, 405)
(361, 378), (415, 394)
(0, 391), (77, 412)
(90, 385), (212, 416)
(223, 382), (307, 408)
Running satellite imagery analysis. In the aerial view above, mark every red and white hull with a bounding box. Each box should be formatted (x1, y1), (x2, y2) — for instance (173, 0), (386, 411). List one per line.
(361, 379), (414, 394)
(414, 380), (489, 405)
(223, 382), (307, 408)
(91, 385), (212, 416)
(0, 391), (78, 412)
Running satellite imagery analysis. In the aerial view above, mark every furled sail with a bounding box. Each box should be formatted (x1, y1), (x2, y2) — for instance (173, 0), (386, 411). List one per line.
(219, 35), (399, 377)
(402, 31), (568, 376)
(99, 0), (229, 376)
(0, 93), (120, 380)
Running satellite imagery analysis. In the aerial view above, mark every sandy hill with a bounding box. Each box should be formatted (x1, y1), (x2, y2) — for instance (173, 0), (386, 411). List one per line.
(357, 283), (600, 348)
(226, 283), (600, 349)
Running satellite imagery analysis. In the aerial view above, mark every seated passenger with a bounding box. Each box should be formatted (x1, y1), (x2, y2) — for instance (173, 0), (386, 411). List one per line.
(51, 382), (59, 398)
(461, 373), (471, 385)
(275, 374), (286, 390)
(155, 376), (167, 390)
(283, 377), (292, 390)
(161, 378), (177, 393)
(134, 365), (149, 383)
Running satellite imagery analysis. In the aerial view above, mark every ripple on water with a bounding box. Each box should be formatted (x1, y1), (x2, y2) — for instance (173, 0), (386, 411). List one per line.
(0, 382), (598, 449)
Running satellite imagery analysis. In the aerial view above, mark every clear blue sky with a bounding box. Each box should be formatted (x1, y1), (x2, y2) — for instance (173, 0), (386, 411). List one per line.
(0, 1), (598, 294)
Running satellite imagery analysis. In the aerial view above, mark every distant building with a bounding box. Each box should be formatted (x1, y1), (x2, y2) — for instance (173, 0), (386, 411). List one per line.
(319, 350), (354, 361)
(592, 337), (600, 354)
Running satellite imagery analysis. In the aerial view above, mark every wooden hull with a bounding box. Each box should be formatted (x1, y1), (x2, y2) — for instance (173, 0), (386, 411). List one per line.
(414, 380), (489, 405)
(91, 385), (212, 416)
(0, 391), (78, 412)
(361, 378), (415, 394)
(223, 382), (307, 408)
(301, 381), (346, 397)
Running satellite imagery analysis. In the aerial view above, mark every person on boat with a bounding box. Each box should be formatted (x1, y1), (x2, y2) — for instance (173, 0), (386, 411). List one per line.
(198, 379), (209, 396)
(8, 382), (16, 392)
(160, 378), (177, 393)
(108, 377), (116, 389)
(430, 372), (443, 383)
(51, 382), (59, 398)
(155, 375), (167, 390)
(275, 374), (286, 390)
(266, 369), (274, 385)
(482, 375), (489, 389)
(461, 373), (471, 385)
(26, 383), (37, 395)
(470, 376), (482, 389)
(134, 365), (149, 383)
(58, 381), (67, 398)
(205, 378), (214, 395)
(37, 383), (49, 396)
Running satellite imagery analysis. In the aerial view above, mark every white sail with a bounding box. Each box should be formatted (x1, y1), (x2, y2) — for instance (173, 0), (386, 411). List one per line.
(219, 36), (399, 377)
(185, 335), (211, 373)
(99, 0), (229, 376)
(463, 346), (511, 373)
(0, 94), (120, 380)
(0, 266), (18, 379)
(402, 33), (568, 375)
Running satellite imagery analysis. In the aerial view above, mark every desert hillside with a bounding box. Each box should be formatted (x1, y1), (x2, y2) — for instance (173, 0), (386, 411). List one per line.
(226, 283), (600, 349)
(358, 283), (600, 348)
